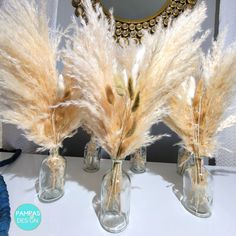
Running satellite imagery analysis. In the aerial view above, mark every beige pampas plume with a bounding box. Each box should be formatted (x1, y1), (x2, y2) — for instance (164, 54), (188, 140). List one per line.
(0, 0), (81, 151)
(62, 0), (208, 160)
(164, 32), (236, 158)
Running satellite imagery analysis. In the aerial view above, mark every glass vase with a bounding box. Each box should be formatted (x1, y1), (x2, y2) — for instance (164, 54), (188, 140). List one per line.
(38, 148), (66, 202)
(130, 147), (147, 173)
(177, 147), (192, 176)
(100, 160), (131, 233)
(182, 158), (213, 218)
(83, 136), (101, 173)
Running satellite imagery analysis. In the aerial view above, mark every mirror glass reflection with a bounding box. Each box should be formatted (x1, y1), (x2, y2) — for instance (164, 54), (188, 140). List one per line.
(100, 0), (169, 21)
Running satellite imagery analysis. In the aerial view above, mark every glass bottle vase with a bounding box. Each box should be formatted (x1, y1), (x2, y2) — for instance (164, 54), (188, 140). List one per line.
(83, 136), (101, 173)
(177, 147), (192, 176)
(38, 148), (66, 202)
(182, 158), (213, 218)
(130, 147), (147, 173)
(100, 160), (131, 233)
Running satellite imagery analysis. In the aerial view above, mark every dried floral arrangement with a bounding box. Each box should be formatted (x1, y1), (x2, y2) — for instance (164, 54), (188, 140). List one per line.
(0, 0), (81, 152)
(63, 0), (207, 160)
(164, 33), (236, 162)
(162, 31), (236, 217)
(163, 34), (236, 217)
(61, 0), (208, 210)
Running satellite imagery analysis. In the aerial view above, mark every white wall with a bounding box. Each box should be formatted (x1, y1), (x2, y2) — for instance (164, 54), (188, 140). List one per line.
(216, 0), (236, 166)
(219, 0), (236, 45)
(57, 0), (75, 28)
(201, 0), (216, 52)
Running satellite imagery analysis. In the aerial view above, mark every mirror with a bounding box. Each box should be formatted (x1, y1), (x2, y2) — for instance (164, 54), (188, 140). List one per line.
(100, 0), (169, 22)
(72, 0), (198, 42)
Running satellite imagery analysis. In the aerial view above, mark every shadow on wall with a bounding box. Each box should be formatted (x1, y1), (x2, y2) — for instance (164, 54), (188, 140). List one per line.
(148, 123), (180, 163)
(2, 123), (180, 163)
(2, 124), (39, 154)
(62, 122), (181, 163)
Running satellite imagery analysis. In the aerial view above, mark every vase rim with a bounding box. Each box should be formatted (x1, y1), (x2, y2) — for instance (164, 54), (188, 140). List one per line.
(112, 160), (123, 163)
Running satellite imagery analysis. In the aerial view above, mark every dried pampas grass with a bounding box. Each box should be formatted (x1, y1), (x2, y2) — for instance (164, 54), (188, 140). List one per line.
(62, 0), (208, 160)
(0, 0), (80, 151)
(164, 32), (236, 158)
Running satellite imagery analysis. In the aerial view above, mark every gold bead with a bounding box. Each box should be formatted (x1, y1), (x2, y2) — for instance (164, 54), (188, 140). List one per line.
(177, 3), (184, 10)
(171, 2), (177, 8)
(122, 30), (129, 37)
(142, 22), (149, 29)
(188, 0), (197, 5)
(122, 23), (128, 30)
(116, 22), (122, 28)
(173, 9), (179, 16)
(72, 0), (81, 8)
(136, 24), (142, 30)
(149, 19), (156, 26)
(129, 24), (135, 31)
(130, 30), (137, 38)
(151, 26), (156, 33)
(137, 31), (143, 38)
(164, 18), (169, 26)
(75, 6), (83, 17)
(115, 28), (122, 36)
(166, 7), (172, 14)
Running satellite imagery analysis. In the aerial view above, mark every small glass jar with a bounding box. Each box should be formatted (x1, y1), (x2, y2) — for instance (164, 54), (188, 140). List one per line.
(130, 147), (147, 174)
(182, 158), (213, 218)
(83, 136), (101, 173)
(177, 147), (193, 176)
(100, 160), (131, 233)
(38, 148), (66, 202)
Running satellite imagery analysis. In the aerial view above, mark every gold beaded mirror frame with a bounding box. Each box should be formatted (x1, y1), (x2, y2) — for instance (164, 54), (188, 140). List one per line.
(72, 0), (197, 42)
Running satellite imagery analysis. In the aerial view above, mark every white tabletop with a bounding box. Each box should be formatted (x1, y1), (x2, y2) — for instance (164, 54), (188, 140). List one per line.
(1, 153), (236, 236)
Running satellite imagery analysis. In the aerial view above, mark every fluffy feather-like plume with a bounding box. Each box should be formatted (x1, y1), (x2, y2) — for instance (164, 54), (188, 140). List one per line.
(164, 33), (236, 157)
(62, 0), (207, 160)
(0, 0), (81, 151)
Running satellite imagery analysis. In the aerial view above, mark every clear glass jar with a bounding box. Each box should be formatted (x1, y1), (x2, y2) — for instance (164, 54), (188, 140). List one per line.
(177, 147), (192, 176)
(100, 160), (131, 233)
(130, 147), (147, 173)
(83, 136), (101, 173)
(38, 148), (66, 202)
(182, 158), (213, 218)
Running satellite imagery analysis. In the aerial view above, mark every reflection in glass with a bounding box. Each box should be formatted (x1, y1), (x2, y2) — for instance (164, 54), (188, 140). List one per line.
(100, 0), (168, 21)
(130, 147), (147, 173)
(83, 136), (101, 173)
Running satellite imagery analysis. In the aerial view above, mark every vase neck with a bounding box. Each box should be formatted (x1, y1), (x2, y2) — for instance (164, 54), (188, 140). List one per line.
(194, 157), (205, 183)
(90, 135), (97, 144)
(49, 147), (60, 157)
(111, 160), (122, 168)
(195, 157), (204, 166)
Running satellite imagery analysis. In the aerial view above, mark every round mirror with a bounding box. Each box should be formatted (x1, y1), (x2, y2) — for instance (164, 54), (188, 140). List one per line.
(100, 0), (169, 22)
(72, 0), (198, 41)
